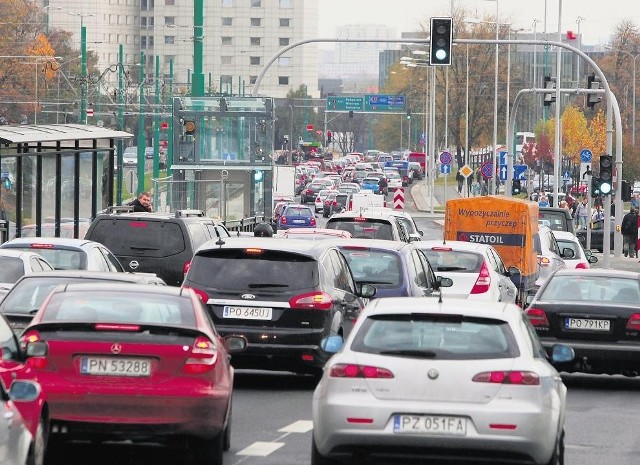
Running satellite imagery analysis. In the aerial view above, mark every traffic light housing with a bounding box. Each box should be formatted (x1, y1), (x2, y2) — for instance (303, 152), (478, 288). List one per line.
(543, 76), (556, 106)
(406, 109), (411, 120)
(183, 119), (196, 136)
(254, 169), (263, 182)
(348, 110), (353, 118)
(598, 154), (613, 195)
(591, 175), (601, 198)
(326, 130), (332, 144)
(586, 74), (602, 109)
(429, 17), (453, 66)
(622, 179), (632, 202)
(512, 179), (521, 195)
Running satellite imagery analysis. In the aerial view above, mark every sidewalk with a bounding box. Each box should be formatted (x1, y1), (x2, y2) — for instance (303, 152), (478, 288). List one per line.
(410, 178), (468, 214)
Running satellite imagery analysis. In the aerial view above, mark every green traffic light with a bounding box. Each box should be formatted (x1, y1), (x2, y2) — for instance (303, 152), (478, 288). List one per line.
(600, 182), (612, 195)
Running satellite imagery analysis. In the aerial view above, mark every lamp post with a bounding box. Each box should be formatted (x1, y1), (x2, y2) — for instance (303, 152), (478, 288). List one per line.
(605, 46), (640, 146)
(575, 16), (586, 88)
(69, 13), (94, 124)
(485, 0), (499, 194)
(532, 19), (542, 125)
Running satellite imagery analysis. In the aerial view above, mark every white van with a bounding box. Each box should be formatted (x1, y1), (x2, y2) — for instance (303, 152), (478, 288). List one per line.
(348, 192), (386, 211)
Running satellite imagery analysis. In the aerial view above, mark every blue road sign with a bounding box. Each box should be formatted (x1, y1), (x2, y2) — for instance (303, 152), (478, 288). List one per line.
(563, 170), (571, 180)
(499, 151), (508, 166)
(514, 165), (527, 179)
(481, 161), (494, 179)
(439, 151), (452, 164)
(580, 149), (593, 163)
(440, 164), (451, 174)
(499, 165), (508, 181)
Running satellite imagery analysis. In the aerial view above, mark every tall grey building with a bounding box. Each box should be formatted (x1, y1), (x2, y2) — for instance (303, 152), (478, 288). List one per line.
(39, 0), (319, 97)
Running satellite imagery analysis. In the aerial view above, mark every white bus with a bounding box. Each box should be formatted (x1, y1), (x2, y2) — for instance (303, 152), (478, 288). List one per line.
(515, 132), (535, 155)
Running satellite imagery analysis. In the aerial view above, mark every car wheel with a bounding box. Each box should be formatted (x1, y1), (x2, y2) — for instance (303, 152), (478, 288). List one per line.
(27, 416), (47, 465)
(311, 436), (340, 465)
(546, 429), (565, 465)
(191, 433), (223, 465)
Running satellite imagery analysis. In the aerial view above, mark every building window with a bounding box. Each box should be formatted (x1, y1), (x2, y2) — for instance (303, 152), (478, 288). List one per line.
(141, 0), (147, 10)
(164, 55), (175, 66)
(222, 0), (232, 6)
(221, 56), (232, 65)
(221, 36), (232, 46)
(250, 56), (261, 65)
(141, 36), (147, 48)
(278, 57), (290, 66)
(249, 76), (258, 84)
(148, 17), (154, 26)
(279, 0), (292, 7)
(141, 17), (147, 26)
(148, 36), (154, 47)
(250, 18), (262, 27)
(278, 76), (289, 85)
(164, 36), (174, 45)
(149, 0), (154, 10)
(165, 0), (174, 4)
(251, 0), (261, 6)
(222, 17), (232, 26)
(279, 18), (290, 27)
(250, 37), (261, 46)
(279, 37), (290, 46)
(165, 16), (175, 26)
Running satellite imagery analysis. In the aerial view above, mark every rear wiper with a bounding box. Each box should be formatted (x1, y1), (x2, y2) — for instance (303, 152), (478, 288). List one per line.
(436, 266), (467, 272)
(28, 308), (42, 315)
(129, 246), (160, 251)
(379, 349), (437, 358)
(247, 283), (289, 288)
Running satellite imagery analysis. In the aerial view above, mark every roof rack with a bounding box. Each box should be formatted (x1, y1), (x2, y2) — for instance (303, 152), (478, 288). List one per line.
(175, 209), (205, 218)
(107, 205), (135, 214)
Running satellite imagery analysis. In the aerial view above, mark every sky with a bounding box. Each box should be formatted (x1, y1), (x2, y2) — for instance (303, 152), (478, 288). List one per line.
(318, 0), (635, 48)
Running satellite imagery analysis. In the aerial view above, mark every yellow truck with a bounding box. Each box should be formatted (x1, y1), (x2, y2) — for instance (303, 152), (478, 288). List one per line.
(444, 195), (539, 303)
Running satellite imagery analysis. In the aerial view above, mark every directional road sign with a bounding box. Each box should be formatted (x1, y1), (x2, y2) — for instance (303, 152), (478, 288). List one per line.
(326, 96), (364, 111)
(514, 165), (527, 179)
(481, 161), (494, 179)
(364, 94), (406, 112)
(498, 151), (508, 166)
(499, 165), (508, 181)
(580, 148), (593, 163)
(439, 151), (452, 165)
(440, 164), (451, 174)
(459, 164), (473, 178)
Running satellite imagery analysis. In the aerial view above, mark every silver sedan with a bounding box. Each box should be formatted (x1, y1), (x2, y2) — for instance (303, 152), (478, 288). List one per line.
(312, 297), (574, 465)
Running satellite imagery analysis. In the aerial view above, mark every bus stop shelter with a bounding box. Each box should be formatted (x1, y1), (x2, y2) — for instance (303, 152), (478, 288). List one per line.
(0, 124), (132, 240)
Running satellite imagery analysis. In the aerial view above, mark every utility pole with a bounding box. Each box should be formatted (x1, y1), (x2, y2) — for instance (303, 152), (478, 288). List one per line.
(137, 51), (145, 195)
(80, 25), (87, 124)
(116, 44), (124, 205)
(153, 55), (160, 208)
(192, 0), (205, 97)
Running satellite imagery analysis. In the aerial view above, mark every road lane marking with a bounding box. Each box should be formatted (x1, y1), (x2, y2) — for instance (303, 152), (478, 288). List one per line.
(236, 441), (285, 456)
(278, 420), (313, 433)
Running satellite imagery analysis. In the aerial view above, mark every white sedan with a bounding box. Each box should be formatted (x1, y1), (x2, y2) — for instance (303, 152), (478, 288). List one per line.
(312, 297), (575, 465)
(417, 240), (518, 303)
(553, 230), (598, 269)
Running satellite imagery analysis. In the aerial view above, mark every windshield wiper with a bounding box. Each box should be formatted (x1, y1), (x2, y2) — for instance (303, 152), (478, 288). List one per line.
(436, 266), (467, 272)
(129, 246), (160, 251)
(379, 349), (437, 358)
(247, 283), (289, 288)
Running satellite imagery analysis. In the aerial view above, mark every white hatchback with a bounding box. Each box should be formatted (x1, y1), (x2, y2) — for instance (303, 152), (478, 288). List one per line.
(553, 230), (598, 269)
(417, 240), (518, 303)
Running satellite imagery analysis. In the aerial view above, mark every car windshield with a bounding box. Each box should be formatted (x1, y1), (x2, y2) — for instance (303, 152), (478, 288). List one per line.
(538, 211), (569, 232)
(540, 275), (640, 303)
(351, 314), (519, 360)
(421, 249), (482, 272)
(327, 219), (393, 240)
(41, 291), (195, 326)
(340, 248), (402, 288)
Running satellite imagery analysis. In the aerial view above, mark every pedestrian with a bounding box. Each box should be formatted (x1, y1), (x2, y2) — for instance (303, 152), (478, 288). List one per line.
(538, 194), (549, 207)
(471, 179), (481, 197)
(377, 176), (388, 196)
(592, 204), (604, 221)
(621, 207), (639, 258)
(575, 197), (590, 230)
(456, 171), (464, 194)
(0, 201), (6, 222)
(127, 191), (152, 212)
(466, 175), (472, 196)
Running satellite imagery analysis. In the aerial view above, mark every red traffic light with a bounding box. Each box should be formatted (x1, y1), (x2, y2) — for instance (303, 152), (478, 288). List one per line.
(306, 124), (314, 131)
(160, 121), (169, 130)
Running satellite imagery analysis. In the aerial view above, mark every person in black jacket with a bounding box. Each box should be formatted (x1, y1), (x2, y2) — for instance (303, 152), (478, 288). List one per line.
(127, 192), (152, 212)
(621, 207), (639, 258)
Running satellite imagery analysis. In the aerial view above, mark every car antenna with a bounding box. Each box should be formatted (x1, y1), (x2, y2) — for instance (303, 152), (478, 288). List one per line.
(216, 237), (226, 248)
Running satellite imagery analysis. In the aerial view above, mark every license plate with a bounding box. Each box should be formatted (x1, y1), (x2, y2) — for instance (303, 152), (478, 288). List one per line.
(393, 415), (467, 436)
(564, 318), (610, 331)
(223, 306), (272, 320)
(292, 219), (305, 224)
(80, 357), (151, 377)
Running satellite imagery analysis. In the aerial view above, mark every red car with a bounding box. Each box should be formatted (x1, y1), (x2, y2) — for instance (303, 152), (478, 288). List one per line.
(21, 283), (247, 463)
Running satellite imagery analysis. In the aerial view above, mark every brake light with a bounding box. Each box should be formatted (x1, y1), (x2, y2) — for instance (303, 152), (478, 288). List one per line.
(525, 308), (549, 327)
(244, 248), (264, 255)
(289, 292), (333, 310)
(324, 200), (331, 205)
(184, 285), (209, 303)
(305, 189), (312, 195)
(183, 261), (191, 275)
(182, 336), (218, 374)
(472, 371), (540, 385)
(626, 313), (640, 330)
(470, 261), (491, 294)
(332, 200), (337, 206)
(329, 364), (394, 378)
(538, 255), (551, 266)
(129, 221), (148, 228)
(348, 201), (352, 210)
(430, 246), (453, 251)
(29, 243), (55, 249)
(281, 216), (288, 224)
(575, 262), (589, 269)
(94, 324), (140, 332)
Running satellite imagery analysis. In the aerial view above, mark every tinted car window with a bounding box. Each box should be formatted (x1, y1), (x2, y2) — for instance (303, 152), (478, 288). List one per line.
(186, 249), (319, 291)
(326, 219), (393, 240)
(0, 257), (24, 283)
(89, 247), (110, 272)
(538, 210), (571, 232)
(422, 250), (482, 272)
(0, 318), (19, 362)
(284, 206), (313, 217)
(341, 249), (402, 288)
(89, 220), (186, 257)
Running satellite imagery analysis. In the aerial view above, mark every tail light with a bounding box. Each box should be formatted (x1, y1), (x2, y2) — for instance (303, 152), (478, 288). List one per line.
(289, 292), (333, 310)
(281, 216), (288, 225)
(349, 201), (353, 210)
(525, 308), (549, 327)
(310, 217), (317, 226)
(470, 261), (491, 294)
(626, 313), (640, 330)
(329, 363), (394, 379)
(182, 336), (218, 374)
(183, 261), (191, 275)
(538, 255), (551, 266)
(183, 285), (209, 303)
(332, 201), (337, 206)
(575, 262), (589, 269)
(306, 189), (312, 195)
(472, 371), (540, 385)
(21, 330), (48, 369)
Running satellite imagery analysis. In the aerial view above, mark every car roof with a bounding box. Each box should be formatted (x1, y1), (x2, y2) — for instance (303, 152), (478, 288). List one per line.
(0, 249), (49, 259)
(282, 228), (351, 237)
(363, 297), (515, 321)
(329, 238), (410, 252)
(1, 237), (98, 248)
(418, 239), (492, 253)
(93, 210), (222, 223)
(52, 281), (182, 296)
(11, 269), (167, 283)
(197, 236), (333, 258)
(328, 210), (398, 220)
(552, 231), (579, 241)
(551, 268), (640, 279)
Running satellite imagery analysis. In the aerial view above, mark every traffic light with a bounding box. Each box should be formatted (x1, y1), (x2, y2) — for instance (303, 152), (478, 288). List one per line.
(183, 119), (196, 136)
(598, 154), (613, 195)
(622, 179), (632, 202)
(543, 76), (556, 106)
(326, 130), (332, 143)
(591, 175), (601, 198)
(586, 74), (603, 109)
(406, 109), (411, 120)
(512, 179), (521, 195)
(429, 17), (453, 66)
(254, 169), (263, 182)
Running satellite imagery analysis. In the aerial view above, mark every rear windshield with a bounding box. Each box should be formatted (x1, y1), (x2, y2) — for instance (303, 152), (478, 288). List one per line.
(187, 249), (319, 291)
(351, 314), (519, 360)
(538, 211), (569, 232)
(340, 249), (402, 288)
(283, 207), (313, 217)
(326, 219), (393, 240)
(88, 219), (186, 257)
(422, 250), (483, 273)
(7, 247), (85, 270)
(540, 275), (640, 303)
(41, 291), (195, 326)
(0, 257), (24, 283)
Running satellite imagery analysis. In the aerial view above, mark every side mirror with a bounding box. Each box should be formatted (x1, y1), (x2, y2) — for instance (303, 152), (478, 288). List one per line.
(436, 276), (453, 288)
(419, 230), (424, 237)
(9, 380), (40, 402)
(358, 283), (377, 298)
(561, 247), (575, 259)
(320, 335), (344, 354)
(26, 341), (48, 357)
(224, 335), (248, 354)
(588, 254), (598, 264)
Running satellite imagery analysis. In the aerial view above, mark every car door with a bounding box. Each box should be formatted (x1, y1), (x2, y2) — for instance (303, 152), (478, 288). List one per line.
(487, 247), (517, 302)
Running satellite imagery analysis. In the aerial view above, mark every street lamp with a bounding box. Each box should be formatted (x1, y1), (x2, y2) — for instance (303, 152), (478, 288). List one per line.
(605, 45), (640, 146)
(575, 16), (586, 88)
(69, 13), (95, 124)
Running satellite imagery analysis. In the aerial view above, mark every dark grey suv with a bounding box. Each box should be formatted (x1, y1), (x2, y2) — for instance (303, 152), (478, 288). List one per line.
(84, 209), (231, 286)
(182, 237), (375, 375)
